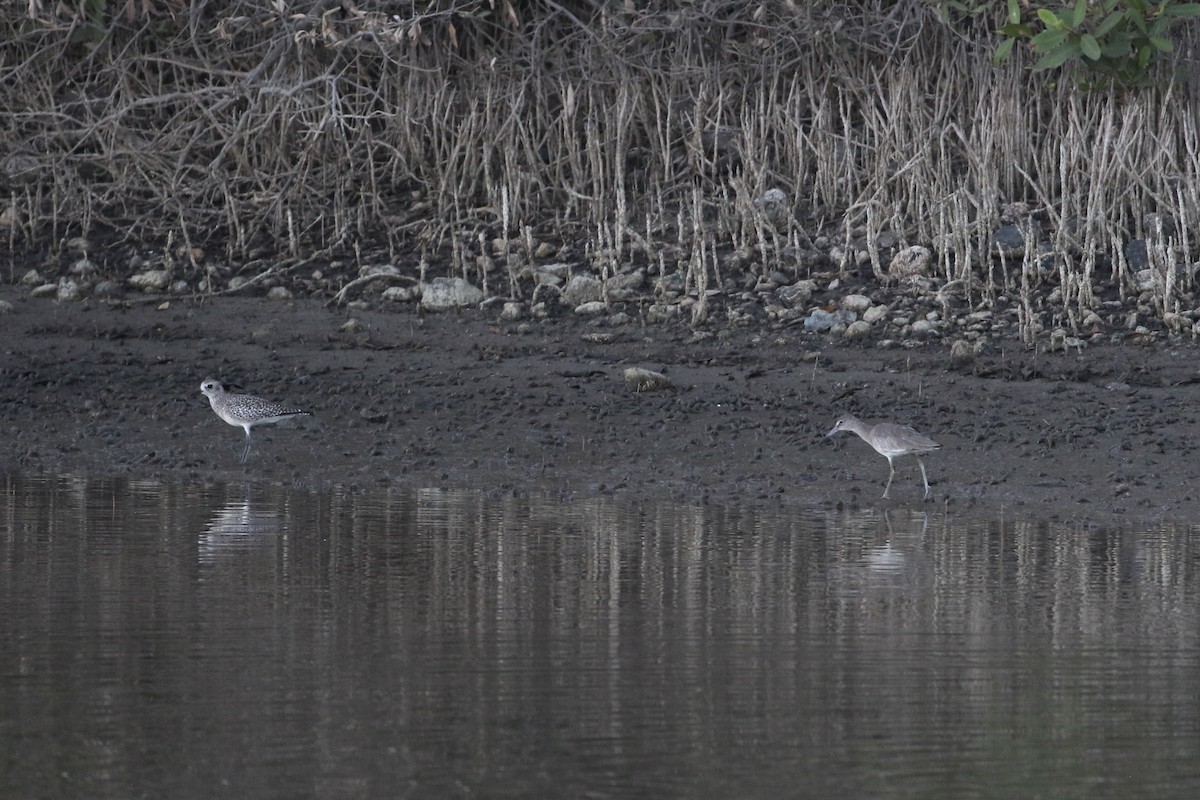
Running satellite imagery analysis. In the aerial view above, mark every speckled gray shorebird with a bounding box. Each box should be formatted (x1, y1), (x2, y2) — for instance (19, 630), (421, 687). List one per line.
(826, 414), (941, 500)
(200, 378), (312, 463)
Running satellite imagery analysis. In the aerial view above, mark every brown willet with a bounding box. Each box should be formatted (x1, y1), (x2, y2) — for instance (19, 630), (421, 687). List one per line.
(826, 414), (941, 500)
(200, 378), (312, 463)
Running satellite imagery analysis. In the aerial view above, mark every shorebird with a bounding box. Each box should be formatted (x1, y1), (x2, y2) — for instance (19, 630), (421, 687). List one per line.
(826, 414), (941, 500)
(200, 378), (312, 463)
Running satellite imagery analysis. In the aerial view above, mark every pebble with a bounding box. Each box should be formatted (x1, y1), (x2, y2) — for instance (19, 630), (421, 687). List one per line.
(267, 286), (292, 301)
(0, 299), (13, 314)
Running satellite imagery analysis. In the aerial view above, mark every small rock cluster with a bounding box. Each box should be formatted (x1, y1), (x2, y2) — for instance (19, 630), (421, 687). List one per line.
(12, 199), (1199, 352)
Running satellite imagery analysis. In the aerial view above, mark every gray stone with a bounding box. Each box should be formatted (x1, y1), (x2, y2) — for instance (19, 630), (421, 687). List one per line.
(0, 299), (13, 314)
(267, 286), (293, 301)
(500, 301), (523, 321)
(840, 293), (872, 313)
(863, 304), (890, 324)
(574, 301), (607, 316)
(889, 245), (932, 278)
(31, 283), (57, 298)
(70, 257), (96, 276)
(624, 367), (674, 393)
(844, 320), (872, 339)
(1124, 239), (1149, 270)
(804, 308), (855, 332)
(992, 225), (1026, 257)
(129, 270), (170, 291)
(562, 274), (603, 306)
(776, 280), (815, 307)
(55, 280), (80, 302)
(382, 286), (417, 302)
(420, 277), (484, 310)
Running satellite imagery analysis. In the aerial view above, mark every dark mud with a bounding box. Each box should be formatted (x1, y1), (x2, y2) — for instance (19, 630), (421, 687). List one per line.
(4, 289), (1199, 524)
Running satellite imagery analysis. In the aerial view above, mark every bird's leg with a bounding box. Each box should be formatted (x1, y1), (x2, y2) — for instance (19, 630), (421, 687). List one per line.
(882, 458), (895, 499)
(918, 457), (931, 500)
(241, 429), (253, 464)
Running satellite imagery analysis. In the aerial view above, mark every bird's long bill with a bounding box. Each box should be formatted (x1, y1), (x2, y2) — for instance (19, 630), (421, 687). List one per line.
(825, 426), (840, 438)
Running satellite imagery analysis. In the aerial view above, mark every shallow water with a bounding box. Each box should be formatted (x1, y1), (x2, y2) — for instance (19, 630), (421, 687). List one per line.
(2, 473), (1198, 799)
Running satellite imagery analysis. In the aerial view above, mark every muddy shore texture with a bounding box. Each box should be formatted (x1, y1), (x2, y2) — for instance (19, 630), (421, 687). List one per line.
(4, 289), (1199, 525)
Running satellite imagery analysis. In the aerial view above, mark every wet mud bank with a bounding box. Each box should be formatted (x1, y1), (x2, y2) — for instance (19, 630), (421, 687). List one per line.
(3, 290), (1199, 525)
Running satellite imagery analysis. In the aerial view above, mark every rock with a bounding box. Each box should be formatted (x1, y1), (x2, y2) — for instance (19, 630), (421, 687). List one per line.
(605, 270), (645, 300)
(1124, 239), (1149, 270)
(991, 225), (1026, 257)
(20, 269), (41, 285)
(1144, 212), (1176, 237)
(889, 245), (932, 278)
(776, 280), (815, 307)
(129, 270), (170, 291)
(1001, 201), (1033, 222)
(950, 339), (979, 366)
(0, 299), (14, 314)
(93, 281), (118, 298)
(911, 319), (937, 337)
(804, 308), (855, 332)
(382, 286), (416, 302)
(267, 286), (292, 301)
(1134, 269), (1159, 292)
(574, 301), (607, 316)
(863, 304), (889, 324)
(500, 302), (523, 321)
(31, 283), (57, 298)
(534, 242), (557, 259)
(844, 320), (872, 339)
(754, 187), (791, 228)
(562, 274), (603, 306)
(840, 294), (872, 313)
(55, 280), (80, 302)
(420, 277), (484, 310)
(366, 264), (401, 277)
(624, 367), (674, 392)
(69, 257), (96, 276)
(655, 273), (684, 295)
(581, 332), (618, 344)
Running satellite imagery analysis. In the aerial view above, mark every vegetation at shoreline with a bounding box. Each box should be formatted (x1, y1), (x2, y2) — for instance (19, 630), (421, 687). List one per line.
(4, 1), (1200, 345)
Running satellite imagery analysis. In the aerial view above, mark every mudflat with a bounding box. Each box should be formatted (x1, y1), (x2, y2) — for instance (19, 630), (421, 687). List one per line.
(4, 290), (1198, 523)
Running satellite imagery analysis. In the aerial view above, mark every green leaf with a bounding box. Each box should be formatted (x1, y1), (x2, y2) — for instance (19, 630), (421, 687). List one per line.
(1066, 0), (1089, 28)
(1037, 8), (1064, 29)
(1100, 33), (1133, 56)
(1137, 43), (1152, 67)
(1150, 35), (1174, 52)
(999, 22), (1031, 37)
(1031, 29), (1069, 51)
(1080, 33), (1102, 59)
(994, 37), (1017, 64)
(1094, 10), (1125, 36)
(1007, 0), (1022, 25)
(1162, 3), (1200, 18)
(1033, 39), (1082, 71)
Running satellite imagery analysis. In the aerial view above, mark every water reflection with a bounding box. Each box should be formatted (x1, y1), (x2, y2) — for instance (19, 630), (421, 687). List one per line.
(1, 474), (1198, 799)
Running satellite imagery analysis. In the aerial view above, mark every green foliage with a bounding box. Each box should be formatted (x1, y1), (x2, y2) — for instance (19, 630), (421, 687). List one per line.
(994, 0), (1200, 84)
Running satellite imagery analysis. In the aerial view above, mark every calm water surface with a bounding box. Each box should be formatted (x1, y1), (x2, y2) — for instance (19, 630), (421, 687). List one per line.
(1, 473), (1198, 799)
